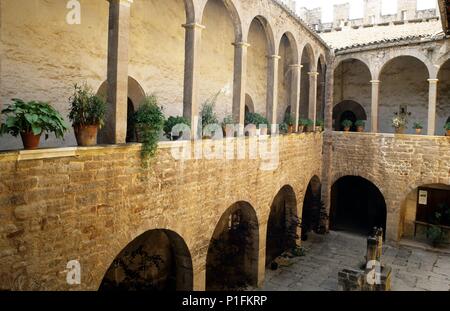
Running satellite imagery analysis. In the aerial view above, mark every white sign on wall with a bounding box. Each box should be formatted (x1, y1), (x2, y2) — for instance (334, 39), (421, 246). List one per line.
(418, 190), (428, 205)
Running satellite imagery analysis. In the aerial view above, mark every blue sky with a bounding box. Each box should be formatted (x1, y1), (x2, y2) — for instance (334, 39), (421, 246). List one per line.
(296, 0), (437, 22)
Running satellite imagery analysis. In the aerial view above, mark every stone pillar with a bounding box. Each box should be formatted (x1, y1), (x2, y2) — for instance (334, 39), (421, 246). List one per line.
(427, 79), (438, 136)
(232, 42), (250, 135)
(267, 55), (281, 133)
(183, 22), (205, 139)
(370, 80), (380, 133)
(308, 72), (319, 128)
(321, 65), (334, 231)
(106, 0), (133, 144)
(289, 64), (302, 132)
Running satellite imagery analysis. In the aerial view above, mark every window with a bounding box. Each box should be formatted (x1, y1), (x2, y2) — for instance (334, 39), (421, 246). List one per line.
(370, 15), (376, 24)
(401, 10), (407, 21)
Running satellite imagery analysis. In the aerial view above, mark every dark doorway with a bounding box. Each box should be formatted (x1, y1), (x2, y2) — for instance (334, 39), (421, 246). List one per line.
(98, 229), (193, 291)
(339, 111), (357, 131)
(301, 176), (322, 240)
(330, 176), (387, 237)
(266, 186), (297, 266)
(126, 98), (136, 143)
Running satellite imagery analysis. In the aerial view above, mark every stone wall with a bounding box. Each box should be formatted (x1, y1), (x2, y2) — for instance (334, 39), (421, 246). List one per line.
(328, 132), (450, 241)
(0, 134), (322, 290)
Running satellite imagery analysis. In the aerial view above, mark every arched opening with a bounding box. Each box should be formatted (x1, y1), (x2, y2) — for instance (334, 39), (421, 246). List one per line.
(96, 77), (146, 144)
(332, 100), (367, 131)
(316, 57), (326, 122)
(277, 33), (297, 123)
(129, 0), (188, 117)
(301, 176), (322, 240)
(266, 186), (298, 266)
(245, 94), (255, 116)
(330, 176), (387, 237)
(437, 59), (450, 135)
(99, 229), (193, 291)
(300, 44), (314, 119)
(206, 202), (259, 290)
(379, 56), (429, 134)
(400, 184), (450, 245)
(200, 0), (239, 121)
(333, 58), (371, 130)
(247, 17), (273, 117)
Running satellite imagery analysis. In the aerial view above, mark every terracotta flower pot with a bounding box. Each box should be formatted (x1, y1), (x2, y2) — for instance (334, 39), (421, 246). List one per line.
(415, 128), (422, 135)
(447, 129), (450, 136)
(74, 124), (98, 146)
(307, 125), (314, 133)
(344, 127), (350, 132)
(356, 126), (364, 133)
(298, 125), (304, 133)
(395, 127), (405, 134)
(288, 125), (294, 134)
(20, 131), (41, 150)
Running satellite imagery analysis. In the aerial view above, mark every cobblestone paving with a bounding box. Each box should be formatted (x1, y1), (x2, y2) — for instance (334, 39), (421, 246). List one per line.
(255, 231), (450, 291)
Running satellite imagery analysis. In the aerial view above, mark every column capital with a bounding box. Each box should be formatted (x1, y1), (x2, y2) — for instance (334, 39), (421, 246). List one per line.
(308, 71), (319, 76)
(289, 64), (303, 68)
(427, 78), (439, 83)
(267, 54), (281, 60)
(370, 80), (381, 84)
(182, 23), (206, 30)
(232, 41), (251, 48)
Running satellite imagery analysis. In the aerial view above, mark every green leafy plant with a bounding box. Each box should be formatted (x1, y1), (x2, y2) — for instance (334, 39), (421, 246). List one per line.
(341, 119), (353, 128)
(299, 118), (309, 126)
(68, 83), (106, 128)
(279, 123), (288, 134)
(200, 93), (219, 128)
(284, 113), (295, 126)
(413, 122), (423, 129)
(0, 99), (68, 140)
(392, 115), (407, 129)
(244, 112), (269, 128)
(163, 116), (190, 140)
(222, 115), (234, 126)
(133, 94), (165, 163)
(355, 120), (366, 127)
(316, 119), (324, 128)
(444, 122), (450, 131)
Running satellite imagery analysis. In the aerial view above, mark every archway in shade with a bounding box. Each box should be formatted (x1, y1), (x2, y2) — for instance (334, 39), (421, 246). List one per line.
(301, 176), (322, 240)
(437, 59), (450, 135)
(266, 186), (298, 266)
(330, 176), (386, 237)
(300, 44), (315, 119)
(126, 98), (136, 143)
(333, 100), (367, 131)
(245, 94), (255, 115)
(316, 57), (326, 122)
(98, 229), (193, 291)
(206, 202), (259, 291)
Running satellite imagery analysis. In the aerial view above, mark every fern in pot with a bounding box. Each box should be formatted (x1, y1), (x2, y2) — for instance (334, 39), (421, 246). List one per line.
(0, 99), (68, 150)
(68, 83), (106, 146)
(133, 94), (165, 162)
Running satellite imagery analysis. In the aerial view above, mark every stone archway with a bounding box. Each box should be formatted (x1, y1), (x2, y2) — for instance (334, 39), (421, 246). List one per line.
(266, 185), (298, 266)
(333, 100), (367, 131)
(98, 229), (193, 291)
(206, 202), (259, 291)
(330, 176), (387, 237)
(245, 94), (255, 116)
(301, 176), (322, 240)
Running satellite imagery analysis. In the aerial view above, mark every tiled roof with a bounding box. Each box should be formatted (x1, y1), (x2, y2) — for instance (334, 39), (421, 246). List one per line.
(319, 19), (444, 51)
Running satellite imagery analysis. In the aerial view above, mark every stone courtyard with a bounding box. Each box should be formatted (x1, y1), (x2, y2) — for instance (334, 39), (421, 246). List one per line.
(256, 231), (450, 291)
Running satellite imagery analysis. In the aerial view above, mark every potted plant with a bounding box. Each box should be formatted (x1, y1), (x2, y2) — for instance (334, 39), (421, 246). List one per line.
(68, 83), (106, 146)
(413, 122), (423, 135)
(133, 94), (165, 162)
(284, 113), (295, 134)
(316, 119), (324, 132)
(445, 122), (450, 136)
(221, 115), (235, 138)
(305, 119), (314, 133)
(341, 119), (353, 132)
(298, 118), (308, 133)
(0, 99), (68, 150)
(392, 114), (407, 134)
(245, 112), (269, 136)
(200, 96), (219, 139)
(163, 116), (190, 141)
(355, 120), (365, 132)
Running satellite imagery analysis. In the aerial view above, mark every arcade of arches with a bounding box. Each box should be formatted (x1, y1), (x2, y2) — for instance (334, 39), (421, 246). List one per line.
(0, 0), (449, 292)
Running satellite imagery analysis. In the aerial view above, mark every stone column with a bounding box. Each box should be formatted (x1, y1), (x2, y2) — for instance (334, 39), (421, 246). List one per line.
(183, 22), (205, 139)
(308, 72), (319, 128)
(427, 79), (438, 136)
(232, 42), (250, 135)
(289, 64), (302, 132)
(370, 80), (380, 133)
(106, 0), (133, 144)
(267, 55), (281, 133)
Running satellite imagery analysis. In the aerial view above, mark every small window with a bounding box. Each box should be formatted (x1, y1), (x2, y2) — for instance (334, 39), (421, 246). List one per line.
(401, 10), (407, 21)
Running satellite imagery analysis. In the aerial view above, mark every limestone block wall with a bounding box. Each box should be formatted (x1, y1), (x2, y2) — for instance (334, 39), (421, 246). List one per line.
(0, 134), (322, 291)
(329, 132), (450, 241)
